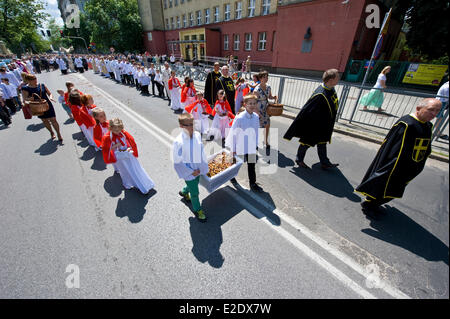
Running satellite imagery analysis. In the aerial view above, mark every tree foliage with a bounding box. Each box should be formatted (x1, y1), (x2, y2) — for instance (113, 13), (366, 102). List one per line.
(84, 0), (143, 53)
(393, 0), (449, 60)
(0, 0), (50, 54)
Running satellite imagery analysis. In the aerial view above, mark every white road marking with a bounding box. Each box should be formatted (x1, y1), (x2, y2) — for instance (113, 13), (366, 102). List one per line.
(75, 73), (412, 299)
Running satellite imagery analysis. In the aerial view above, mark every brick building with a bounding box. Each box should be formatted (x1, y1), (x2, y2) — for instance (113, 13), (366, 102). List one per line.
(137, 0), (400, 76)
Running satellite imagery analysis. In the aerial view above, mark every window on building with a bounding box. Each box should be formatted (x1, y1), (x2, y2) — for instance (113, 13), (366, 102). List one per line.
(245, 33), (252, 50)
(235, 2), (242, 19)
(197, 10), (202, 25)
(190, 12), (194, 26)
(214, 6), (220, 22)
(200, 34), (205, 40)
(224, 34), (229, 50)
(247, 0), (256, 18)
(258, 32), (267, 50)
(301, 39), (313, 53)
(175, 0), (178, 6)
(181, 0), (184, 3)
(234, 34), (240, 50)
(169, 0), (172, 8)
(171, 17), (175, 29)
(182, 14), (187, 28)
(166, 18), (170, 30)
(262, 0), (271, 15)
(164, 0), (167, 9)
(224, 4), (231, 21)
(205, 8), (210, 24)
(177, 16), (180, 28)
(248, 0), (255, 17)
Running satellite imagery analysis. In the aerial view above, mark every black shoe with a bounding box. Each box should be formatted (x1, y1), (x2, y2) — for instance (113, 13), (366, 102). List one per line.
(230, 178), (238, 185)
(295, 160), (310, 169)
(440, 134), (449, 140)
(265, 144), (270, 156)
(250, 183), (263, 192)
(321, 163), (339, 170)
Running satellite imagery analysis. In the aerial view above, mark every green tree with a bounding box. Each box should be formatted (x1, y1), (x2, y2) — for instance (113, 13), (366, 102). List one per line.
(0, 0), (50, 54)
(393, 0), (449, 60)
(47, 18), (71, 51)
(84, 0), (143, 53)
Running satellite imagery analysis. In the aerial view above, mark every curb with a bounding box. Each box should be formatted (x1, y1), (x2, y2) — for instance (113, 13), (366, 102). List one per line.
(280, 113), (449, 164)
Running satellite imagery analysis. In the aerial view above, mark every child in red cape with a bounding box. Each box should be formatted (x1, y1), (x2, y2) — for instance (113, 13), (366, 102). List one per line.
(208, 89), (235, 144)
(185, 91), (212, 138)
(101, 118), (155, 194)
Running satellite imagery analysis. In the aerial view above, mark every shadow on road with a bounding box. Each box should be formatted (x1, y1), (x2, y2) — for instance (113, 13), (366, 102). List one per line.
(34, 139), (58, 156)
(359, 109), (398, 118)
(80, 145), (96, 161)
(290, 163), (361, 202)
(116, 189), (157, 223)
(72, 131), (84, 141)
(104, 174), (124, 197)
(91, 151), (107, 171)
(277, 150), (295, 168)
(26, 123), (45, 132)
(362, 205), (449, 266)
(188, 186), (281, 269)
(63, 118), (75, 125)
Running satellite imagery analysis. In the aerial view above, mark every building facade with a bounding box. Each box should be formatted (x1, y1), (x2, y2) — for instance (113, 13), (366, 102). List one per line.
(138, 0), (400, 75)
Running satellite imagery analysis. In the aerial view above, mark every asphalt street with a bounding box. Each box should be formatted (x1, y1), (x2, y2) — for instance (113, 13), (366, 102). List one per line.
(0, 69), (447, 299)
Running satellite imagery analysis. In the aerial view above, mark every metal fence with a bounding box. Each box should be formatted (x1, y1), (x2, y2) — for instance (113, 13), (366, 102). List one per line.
(264, 74), (448, 147)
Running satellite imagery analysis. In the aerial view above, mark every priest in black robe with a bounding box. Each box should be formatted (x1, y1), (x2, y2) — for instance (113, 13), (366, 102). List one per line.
(355, 98), (442, 219)
(284, 69), (340, 169)
(204, 62), (221, 106)
(216, 65), (236, 114)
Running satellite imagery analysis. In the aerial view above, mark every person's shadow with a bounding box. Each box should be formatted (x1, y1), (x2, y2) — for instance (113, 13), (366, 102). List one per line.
(27, 123), (45, 132)
(91, 151), (107, 171)
(72, 131), (84, 141)
(360, 109), (398, 118)
(116, 189), (157, 223)
(362, 205), (449, 266)
(290, 163), (361, 202)
(276, 150), (295, 168)
(188, 186), (281, 269)
(63, 118), (75, 125)
(34, 139), (58, 156)
(80, 146), (96, 161)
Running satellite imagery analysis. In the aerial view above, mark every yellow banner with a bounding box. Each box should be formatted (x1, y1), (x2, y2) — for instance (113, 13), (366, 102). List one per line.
(402, 63), (448, 86)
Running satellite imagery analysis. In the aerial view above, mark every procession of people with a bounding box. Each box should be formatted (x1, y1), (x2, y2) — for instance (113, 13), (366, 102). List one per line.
(0, 50), (447, 223)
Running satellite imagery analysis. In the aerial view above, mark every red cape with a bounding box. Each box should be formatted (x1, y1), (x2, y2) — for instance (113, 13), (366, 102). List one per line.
(101, 130), (138, 164)
(93, 122), (109, 148)
(185, 99), (212, 114)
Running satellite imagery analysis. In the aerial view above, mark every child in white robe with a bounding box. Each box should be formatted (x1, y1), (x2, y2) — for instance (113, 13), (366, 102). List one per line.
(168, 71), (183, 111)
(102, 118), (155, 194)
(173, 113), (209, 222)
(208, 90), (235, 143)
(185, 91), (212, 137)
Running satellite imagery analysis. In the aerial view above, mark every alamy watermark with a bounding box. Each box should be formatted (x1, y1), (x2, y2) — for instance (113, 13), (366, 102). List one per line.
(65, 264), (80, 288)
(65, 4), (80, 29)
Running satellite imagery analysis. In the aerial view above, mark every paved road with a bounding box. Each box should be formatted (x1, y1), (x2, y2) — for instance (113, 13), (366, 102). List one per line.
(0, 70), (447, 299)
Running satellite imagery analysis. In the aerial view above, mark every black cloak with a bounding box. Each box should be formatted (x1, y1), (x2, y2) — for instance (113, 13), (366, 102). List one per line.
(216, 75), (236, 114)
(283, 84), (339, 146)
(356, 114), (433, 200)
(204, 70), (221, 106)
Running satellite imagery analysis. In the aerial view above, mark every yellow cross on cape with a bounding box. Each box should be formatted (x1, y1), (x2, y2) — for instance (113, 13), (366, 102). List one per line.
(413, 138), (430, 162)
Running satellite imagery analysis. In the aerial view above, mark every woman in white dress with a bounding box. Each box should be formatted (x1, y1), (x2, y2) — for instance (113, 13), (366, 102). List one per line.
(360, 66), (391, 113)
(102, 118), (155, 194)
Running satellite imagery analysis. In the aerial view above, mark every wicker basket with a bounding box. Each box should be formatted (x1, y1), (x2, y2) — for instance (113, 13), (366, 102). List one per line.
(27, 93), (49, 116)
(267, 102), (284, 116)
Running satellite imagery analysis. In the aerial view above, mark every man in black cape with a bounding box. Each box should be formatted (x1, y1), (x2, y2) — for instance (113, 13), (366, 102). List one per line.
(204, 62), (221, 106)
(284, 69), (340, 169)
(355, 98), (442, 219)
(216, 65), (236, 114)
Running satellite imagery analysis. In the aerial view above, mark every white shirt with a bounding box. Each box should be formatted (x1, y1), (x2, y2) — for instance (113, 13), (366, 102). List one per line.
(172, 131), (209, 181)
(436, 81), (449, 103)
(225, 110), (259, 155)
(0, 83), (15, 99)
(161, 67), (171, 81)
(170, 55), (176, 63)
(0, 71), (20, 87)
(374, 73), (386, 89)
(74, 58), (83, 68)
(154, 73), (163, 84)
(138, 71), (150, 85)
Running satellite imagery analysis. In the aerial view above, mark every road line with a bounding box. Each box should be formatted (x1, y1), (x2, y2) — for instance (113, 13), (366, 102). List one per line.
(76, 73), (411, 299)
